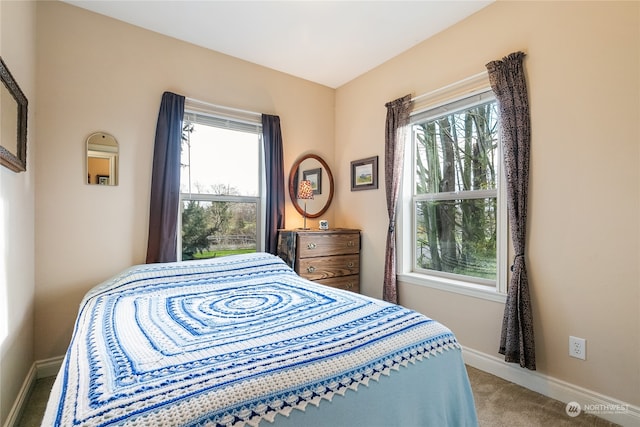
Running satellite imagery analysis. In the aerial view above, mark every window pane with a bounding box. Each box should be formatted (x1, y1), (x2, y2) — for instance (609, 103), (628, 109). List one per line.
(181, 122), (259, 196)
(181, 200), (257, 261)
(415, 198), (497, 280)
(414, 101), (498, 195)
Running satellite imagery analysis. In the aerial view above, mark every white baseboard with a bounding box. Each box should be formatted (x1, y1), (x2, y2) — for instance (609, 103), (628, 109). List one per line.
(35, 356), (64, 379)
(2, 365), (36, 427)
(462, 346), (640, 426)
(2, 356), (63, 427)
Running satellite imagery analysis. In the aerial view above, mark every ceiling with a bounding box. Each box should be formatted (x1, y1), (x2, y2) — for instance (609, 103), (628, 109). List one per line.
(64, 1), (493, 88)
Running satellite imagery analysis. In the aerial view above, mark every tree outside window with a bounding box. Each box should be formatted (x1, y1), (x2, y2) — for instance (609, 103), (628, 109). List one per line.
(412, 97), (500, 284)
(180, 116), (261, 260)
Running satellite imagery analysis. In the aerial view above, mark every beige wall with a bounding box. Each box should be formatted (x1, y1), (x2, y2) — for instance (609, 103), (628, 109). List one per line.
(0, 1), (36, 424)
(1, 0), (636, 422)
(34, 1), (335, 360)
(335, 0), (639, 407)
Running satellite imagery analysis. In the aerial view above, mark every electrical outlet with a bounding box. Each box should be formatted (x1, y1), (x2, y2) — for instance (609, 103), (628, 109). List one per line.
(569, 336), (586, 360)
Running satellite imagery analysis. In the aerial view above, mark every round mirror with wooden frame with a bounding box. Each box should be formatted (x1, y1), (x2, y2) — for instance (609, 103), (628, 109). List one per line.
(289, 153), (334, 218)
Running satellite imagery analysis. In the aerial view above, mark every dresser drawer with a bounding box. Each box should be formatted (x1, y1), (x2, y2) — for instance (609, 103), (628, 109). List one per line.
(297, 254), (360, 281)
(297, 232), (359, 258)
(277, 228), (361, 294)
(315, 275), (359, 293)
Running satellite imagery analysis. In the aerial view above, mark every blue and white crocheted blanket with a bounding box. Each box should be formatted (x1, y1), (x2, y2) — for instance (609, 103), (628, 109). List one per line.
(43, 253), (460, 426)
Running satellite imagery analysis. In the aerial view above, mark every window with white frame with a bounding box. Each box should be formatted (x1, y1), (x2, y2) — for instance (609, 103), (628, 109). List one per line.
(400, 86), (507, 299)
(179, 107), (264, 261)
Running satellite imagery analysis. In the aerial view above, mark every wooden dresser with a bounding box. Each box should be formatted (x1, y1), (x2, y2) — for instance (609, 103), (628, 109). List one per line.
(277, 229), (360, 293)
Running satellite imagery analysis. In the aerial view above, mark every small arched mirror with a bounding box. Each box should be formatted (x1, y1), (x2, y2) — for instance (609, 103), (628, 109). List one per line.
(86, 132), (118, 185)
(289, 153), (334, 218)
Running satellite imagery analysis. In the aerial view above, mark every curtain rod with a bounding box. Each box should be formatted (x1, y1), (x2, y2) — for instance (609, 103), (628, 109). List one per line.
(185, 97), (262, 118)
(411, 71), (488, 103)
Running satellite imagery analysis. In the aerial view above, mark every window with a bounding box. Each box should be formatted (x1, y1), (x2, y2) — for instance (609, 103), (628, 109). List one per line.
(179, 108), (264, 261)
(400, 86), (507, 300)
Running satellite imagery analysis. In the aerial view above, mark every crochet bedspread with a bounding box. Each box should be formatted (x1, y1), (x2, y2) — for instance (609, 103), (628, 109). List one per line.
(42, 253), (468, 426)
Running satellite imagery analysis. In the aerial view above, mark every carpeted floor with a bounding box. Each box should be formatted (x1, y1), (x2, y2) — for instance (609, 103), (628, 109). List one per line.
(466, 366), (619, 427)
(16, 376), (55, 427)
(17, 366), (619, 426)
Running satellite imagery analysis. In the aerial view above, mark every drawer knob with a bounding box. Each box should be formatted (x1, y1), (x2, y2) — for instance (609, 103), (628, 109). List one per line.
(346, 282), (353, 289)
(307, 242), (317, 249)
(347, 240), (355, 247)
(347, 261), (355, 268)
(307, 266), (316, 273)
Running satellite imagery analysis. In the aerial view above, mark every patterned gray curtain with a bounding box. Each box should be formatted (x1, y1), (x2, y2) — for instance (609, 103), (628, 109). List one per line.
(383, 94), (413, 304)
(262, 114), (285, 254)
(146, 91), (185, 264)
(486, 52), (536, 370)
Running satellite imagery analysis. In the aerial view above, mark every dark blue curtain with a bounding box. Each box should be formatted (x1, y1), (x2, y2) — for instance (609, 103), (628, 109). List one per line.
(262, 114), (285, 254)
(146, 91), (185, 263)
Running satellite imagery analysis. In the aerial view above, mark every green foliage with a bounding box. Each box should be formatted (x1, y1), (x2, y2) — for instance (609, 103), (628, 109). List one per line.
(414, 101), (499, 280)
(181, 200), (214, 259)
(181, 198), (257, 261)
(193, 248), (256, 259)
(179, 120), (258, 261)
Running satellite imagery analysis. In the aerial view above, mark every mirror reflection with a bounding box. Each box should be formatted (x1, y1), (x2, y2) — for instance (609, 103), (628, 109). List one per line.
(289, 154), (334, 218)
(86, 132), (118, 185)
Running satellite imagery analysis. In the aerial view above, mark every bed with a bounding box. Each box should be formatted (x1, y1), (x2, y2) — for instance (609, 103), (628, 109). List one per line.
(42, 252), (478, 426)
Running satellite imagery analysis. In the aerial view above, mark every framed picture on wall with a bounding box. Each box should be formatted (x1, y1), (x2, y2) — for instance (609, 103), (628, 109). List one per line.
(350, 156), (378, 191)
(0, 57), (28, 173)
(97, 175), (110, 185)
(303, 168), (322, 194)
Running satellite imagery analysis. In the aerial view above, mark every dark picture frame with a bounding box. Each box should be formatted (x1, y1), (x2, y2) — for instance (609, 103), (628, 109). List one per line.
(0, 56), (28, 172)
(350, 156), (378, 191)
(303, 167), (322, 194)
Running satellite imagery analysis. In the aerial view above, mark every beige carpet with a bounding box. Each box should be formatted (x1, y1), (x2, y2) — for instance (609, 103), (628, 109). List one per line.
(16, 376), (55, 427)
(466, 366), (619, 426)
(17, 367), (619, 426)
